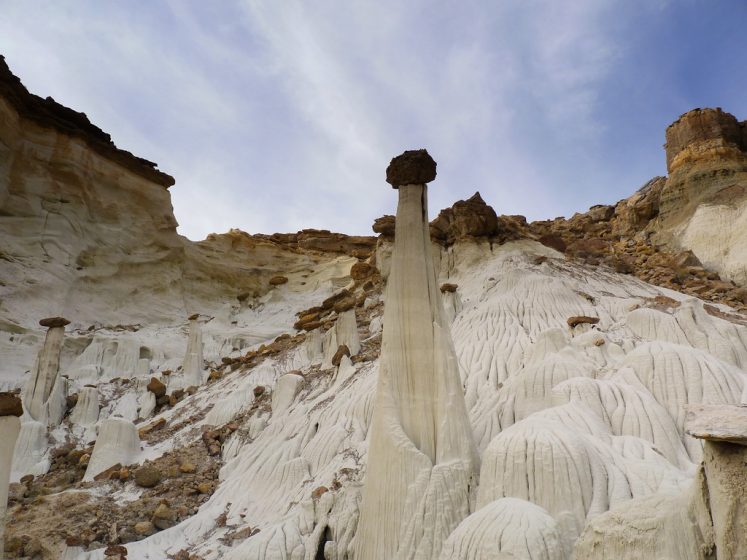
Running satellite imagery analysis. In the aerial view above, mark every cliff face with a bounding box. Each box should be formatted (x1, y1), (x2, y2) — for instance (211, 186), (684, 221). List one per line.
(0, 59), (371, 388)
(655, 108), (747, 284)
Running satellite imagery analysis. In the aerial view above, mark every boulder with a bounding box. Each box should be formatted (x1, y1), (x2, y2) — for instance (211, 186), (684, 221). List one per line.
(0, 392), (22, 416)
(152, 502), (177, 530)
(385, 149), (437, 187)
(350, 261), (375, 281)
(430, 192), (499, 244)
(372, 215), (396, 237)
(567, 316), (600, 328)
(134, 464), (162, 488)
(674, 250), (702, 268)
(146, 377), (166, 398)
(38, 316), (70, 328)
(331, 344), (351, 367)
(538, 234), (567, 253)
(269, 275), (288, 286)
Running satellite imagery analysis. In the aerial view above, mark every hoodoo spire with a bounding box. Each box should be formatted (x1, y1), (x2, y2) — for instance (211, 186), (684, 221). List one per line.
(355, 150), (478, 559)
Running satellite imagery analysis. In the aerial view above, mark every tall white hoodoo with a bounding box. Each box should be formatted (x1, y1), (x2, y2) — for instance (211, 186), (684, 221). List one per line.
(355, 150), (479, 559)
(22, 317), (69, 426)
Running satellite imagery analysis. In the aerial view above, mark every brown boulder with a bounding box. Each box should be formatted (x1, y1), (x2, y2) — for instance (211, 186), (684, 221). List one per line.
(134, 464), (162, 488)
(674, 250), (702, 268)
(39, 316), (70, 328)
(269, 275), (289, 286)
(588, 205), (615, 222)
(147, 377), (167, 398)
(372, 215), (396, 237)
(430, 192), (499, 244)
(333, 296), (357, 313)
(104, 545), (128, 557)
(386, 149), (437, 187)
(322, 290), (351, 310)
(538, 234), (567, 253)
(568, 237), (608, 258)
(0, 392), (23, 416)
(440, 283), (458, 293)
(567, 316), (600, 328)
(350, 261), (375, 281)
(331, 344), (351, 367)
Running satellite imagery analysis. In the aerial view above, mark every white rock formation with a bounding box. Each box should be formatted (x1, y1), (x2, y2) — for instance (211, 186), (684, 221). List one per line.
(11, 420), (49, 481)
(322, 309), (361, 368)
(271, 373), (304, 415)
(355, 157), (478, 559)
(439, 498), (566, 560)
(83, 417), (141, 481)
(22, 320), (68, 426)
(69, 386), (100, 426)
(0, 407), (21, 558)
(170, 317), (205, 390)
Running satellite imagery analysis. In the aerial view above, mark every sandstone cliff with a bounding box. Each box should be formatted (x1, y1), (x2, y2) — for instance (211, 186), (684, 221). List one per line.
(0, 58), (373, 389)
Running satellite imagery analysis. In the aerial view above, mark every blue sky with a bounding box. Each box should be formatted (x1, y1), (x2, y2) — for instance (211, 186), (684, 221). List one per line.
(2, 1), (746, 240)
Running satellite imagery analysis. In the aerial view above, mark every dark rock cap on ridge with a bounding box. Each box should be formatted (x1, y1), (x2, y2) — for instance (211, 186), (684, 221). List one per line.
(0, 392), (23, 417)
(39, 316), (71, 328)
(386, 149), (437, 187)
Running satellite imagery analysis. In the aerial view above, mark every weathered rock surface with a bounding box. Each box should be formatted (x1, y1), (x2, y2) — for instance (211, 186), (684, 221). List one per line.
(685, 404), (747, 445)
(385, 148), (437, 187)
(0, 392), (23, 416)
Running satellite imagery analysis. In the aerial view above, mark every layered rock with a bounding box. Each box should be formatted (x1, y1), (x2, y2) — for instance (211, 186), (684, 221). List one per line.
(355, 150), (478, 559)
(657, 108), (747, 285)
(0, 58), (373, 389)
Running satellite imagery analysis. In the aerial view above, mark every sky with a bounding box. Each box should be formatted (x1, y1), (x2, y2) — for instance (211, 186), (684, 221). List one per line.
(1, 1), (746, 240)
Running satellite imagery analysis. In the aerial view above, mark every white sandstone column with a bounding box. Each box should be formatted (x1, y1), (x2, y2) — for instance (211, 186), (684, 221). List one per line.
(355, 150), (479, 559)
(23, 317), (69, 426)
(0, 393), (23, 558)
(83, 417), (141, 481)
(179, 314), (204, 388)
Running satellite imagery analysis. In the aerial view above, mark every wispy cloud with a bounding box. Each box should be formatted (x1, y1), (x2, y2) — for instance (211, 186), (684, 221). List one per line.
(2, 1), (745, 238)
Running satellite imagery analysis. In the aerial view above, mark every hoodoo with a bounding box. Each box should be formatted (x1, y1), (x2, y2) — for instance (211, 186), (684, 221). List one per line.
(22, 317), (70, 426)
(355, 150), (479, 559)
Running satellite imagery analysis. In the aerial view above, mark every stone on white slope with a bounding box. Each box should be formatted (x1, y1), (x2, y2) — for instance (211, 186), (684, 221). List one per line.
(439, 498), (566, 560)
(83, 417), (140, 481)
(355, 181), (479, 559)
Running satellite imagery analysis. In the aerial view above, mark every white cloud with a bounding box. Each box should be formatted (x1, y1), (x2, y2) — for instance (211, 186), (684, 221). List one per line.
(1, 0), (684, 238)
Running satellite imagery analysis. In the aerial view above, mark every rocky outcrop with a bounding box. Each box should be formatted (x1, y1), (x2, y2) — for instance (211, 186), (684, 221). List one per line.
(665, 108), (747, 173)
(385, 148), (437, 187)
(656, 108), (747, 284)
(0, 56), (174, 188)
(372, 192), (530, 246)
